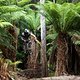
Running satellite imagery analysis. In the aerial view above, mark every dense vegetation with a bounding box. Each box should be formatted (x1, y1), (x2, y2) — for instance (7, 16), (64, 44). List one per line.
(0, 0), (80, 79)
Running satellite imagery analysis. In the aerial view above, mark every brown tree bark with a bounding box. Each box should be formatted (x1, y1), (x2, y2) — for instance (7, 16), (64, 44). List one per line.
(40, 0), (48, 77)
(55, 32), (68, 76)
(27, 36), (39, 69)
(40, 15), (48, 77)
(0, 26), (17, 62)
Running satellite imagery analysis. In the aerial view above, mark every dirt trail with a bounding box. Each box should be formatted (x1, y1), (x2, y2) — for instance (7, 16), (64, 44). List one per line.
(29, 76), (80, 80)
(9, 70), (80, 80)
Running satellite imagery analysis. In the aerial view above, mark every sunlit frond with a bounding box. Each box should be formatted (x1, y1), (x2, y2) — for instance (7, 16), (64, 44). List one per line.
(25, 11), (40, 31)
(0, 20), (13, 28)
(0, 5), (22, 14)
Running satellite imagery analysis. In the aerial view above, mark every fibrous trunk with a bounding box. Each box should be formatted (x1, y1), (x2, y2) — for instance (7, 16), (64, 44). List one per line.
(0, 26), (17, 62)
(27, 36), (39, 69)
(55, 32), (68, 76)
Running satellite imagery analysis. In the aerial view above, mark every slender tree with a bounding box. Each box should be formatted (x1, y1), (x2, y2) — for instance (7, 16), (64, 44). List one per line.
(53, 0), (56, 3)
(40, 0), (48, 77)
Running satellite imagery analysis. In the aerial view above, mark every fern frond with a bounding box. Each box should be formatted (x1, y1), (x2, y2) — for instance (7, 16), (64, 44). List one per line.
(0, 21), (13, 28)
(46, 33), (58, 40)
(0, 28), (15, 49)
(25, 11), (40, 31)
(11, 11), (27, 21)
(76, 2), (80, 14)
(0, 5), (22, 13)
(42, 2), (61, 32)
(42, 2), (80, 33)
(17, 0), (31, 6)
(0, 0), (6, 6)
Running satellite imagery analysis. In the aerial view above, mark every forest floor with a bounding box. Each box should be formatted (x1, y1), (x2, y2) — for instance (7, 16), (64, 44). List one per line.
(30, 76), (80, 80)
(9, 69), (80, 80)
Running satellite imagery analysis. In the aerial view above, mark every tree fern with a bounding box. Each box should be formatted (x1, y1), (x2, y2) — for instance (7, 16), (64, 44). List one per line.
(42, 1), (80, 34)
(0, 28), (14, 49)
(0, 20), (15, 49)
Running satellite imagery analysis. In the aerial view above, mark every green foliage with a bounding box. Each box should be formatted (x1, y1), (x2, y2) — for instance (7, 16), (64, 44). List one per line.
(0, 20), (14, 49)
(46, 33), (58, 40)
(42, 1), (80, 33)
(6, 59), (22, 66)
(76, 2), (80, 14)
(75, 41), (80, 45)
(12, 11), (27, 21)
(0, 0), (31, 6)
(56, 0), (68, 4)
(0, 0), (79, 72)
(0, 0), (32, 33)
(0, 57), (22, 69)
(0, 0), (6, 6)
(42, 2), (80, 57)
(25, 11), (40, 32)
(0, 28), (14, 49)
(41, 2), (61, 32)
(17, 0), (31, 6)
(0, 20), (13, 28)
(0, 0), (17, 5)
(0, 5), (22, 14)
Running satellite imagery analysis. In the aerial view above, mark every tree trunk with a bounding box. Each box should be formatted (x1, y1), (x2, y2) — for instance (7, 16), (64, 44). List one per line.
(55, 32), (68, 76)
(40, 0), (48, 77)
(27, 36), (39, 69)
(53, 0), (56, 3)
(0, 26), (17, 62)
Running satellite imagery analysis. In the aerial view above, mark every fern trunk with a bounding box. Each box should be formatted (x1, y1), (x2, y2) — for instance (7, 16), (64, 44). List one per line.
(55, 32), (68, 76)
(0, 26), (17, 62)
(27, 36), (39, 69)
